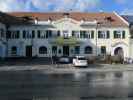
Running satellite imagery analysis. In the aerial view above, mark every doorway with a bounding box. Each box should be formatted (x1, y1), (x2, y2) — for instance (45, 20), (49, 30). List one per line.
(63, 46), (69, 56)
(114, 47), (124, 57)
(26, 46), (32, 57)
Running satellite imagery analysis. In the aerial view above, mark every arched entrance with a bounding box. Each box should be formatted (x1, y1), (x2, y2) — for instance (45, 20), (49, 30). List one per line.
(114, 47), (124, 57)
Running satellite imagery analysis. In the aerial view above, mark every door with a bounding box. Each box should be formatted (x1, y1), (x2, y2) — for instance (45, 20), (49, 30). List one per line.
(63, 46), (69, 56)
(26, 46), (32, 57)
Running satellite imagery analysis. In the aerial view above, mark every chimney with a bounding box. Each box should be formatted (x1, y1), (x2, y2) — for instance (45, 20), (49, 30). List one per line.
(34, 17), (38, 24)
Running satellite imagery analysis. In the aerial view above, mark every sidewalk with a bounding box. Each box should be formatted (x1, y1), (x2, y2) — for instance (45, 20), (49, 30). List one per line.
(0, 63), (133, 73)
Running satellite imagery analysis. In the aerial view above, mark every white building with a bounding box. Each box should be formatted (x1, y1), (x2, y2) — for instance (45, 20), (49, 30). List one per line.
(0, 12), (131, 59)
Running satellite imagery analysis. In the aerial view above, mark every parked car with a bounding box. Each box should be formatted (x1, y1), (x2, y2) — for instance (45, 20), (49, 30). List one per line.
(73, 56), (88, 67)
(58, 56), (70, 64)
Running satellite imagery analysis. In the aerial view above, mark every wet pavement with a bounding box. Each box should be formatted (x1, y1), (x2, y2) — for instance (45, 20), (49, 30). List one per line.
(1, 69), (133, 100)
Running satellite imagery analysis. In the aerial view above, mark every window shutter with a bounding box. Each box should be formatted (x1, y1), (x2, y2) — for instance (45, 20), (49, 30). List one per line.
(91, 31), (94, 39)
(122, 31), (125, 39)
(106, 31), (110, 39)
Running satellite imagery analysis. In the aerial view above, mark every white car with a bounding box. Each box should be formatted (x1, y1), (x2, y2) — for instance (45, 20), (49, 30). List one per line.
(73, 56), (88, 67)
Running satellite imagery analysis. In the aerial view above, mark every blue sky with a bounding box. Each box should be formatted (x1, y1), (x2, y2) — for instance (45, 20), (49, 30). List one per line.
(0, 0), (133, 14)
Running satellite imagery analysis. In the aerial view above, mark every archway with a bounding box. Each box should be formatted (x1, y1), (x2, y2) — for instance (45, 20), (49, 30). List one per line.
(84, 46), (93, 54)
(114, 47), (124, 57)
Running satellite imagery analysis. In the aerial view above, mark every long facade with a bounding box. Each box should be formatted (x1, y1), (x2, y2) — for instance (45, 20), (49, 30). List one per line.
(0, 12), (131, 59)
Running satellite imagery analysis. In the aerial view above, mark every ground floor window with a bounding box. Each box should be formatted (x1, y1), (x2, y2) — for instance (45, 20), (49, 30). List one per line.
(101, 46), (106, 54)
(39, 46), (47, 54)
(52, 46), (57, 55)
(11, 46), (17, 55)
(84, 46), (93, 54)
(75, 46), (80, 54)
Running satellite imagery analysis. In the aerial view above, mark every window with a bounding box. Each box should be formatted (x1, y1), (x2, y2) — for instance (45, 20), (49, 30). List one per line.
(57, 31), (60, 37)
(114, 30), (126, 39)
(72, 31), (76, 37)
(52, 46), (57, 55)
(46, 30), (52, 38)
(80, 31), (86, 38)
(6, 31), (11, 39)
(37, 30), (41, 38)
(39, 46), (47, 54)
(122, 31), (125, 39)
(11, 46), (17, 55)
(23, 30), (26, 38)
(38, 30), (46, 39)
(101, 46), (106, 54)
(32, 30), (35, 38)
(75, 46), (80, 54)
(106, 31), (110, 39)
(72, 31), (80, 38)
(7, 30), (20, 39)
(91, 30), (94, 39)
(84, 46), (93, 54)
(98, 30), (110, 39)
(63, 30), (69, 38)
(16, 30), (20, 39)
(0, 29), (4, 38)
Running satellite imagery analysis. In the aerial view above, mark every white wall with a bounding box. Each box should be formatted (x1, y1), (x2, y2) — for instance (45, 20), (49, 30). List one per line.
(6, 18), (130, 58)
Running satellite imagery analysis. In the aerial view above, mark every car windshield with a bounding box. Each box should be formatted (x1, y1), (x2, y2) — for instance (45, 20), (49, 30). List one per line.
(78, 58), (86, 60)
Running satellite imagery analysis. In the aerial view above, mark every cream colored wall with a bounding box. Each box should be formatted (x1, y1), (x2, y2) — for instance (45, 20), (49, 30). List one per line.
(7, 18), (130, 58)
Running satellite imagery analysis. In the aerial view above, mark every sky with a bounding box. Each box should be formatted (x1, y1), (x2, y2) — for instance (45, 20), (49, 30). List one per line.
(0, 0), (133, 15)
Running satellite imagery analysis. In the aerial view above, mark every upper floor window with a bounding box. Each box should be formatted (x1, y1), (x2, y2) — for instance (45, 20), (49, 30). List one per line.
(86, 31), (94, 39)
(80, 31), (86, 38)
(98, 30), (110, 39)
(63, 30), (69, 38)
(7, 30), (20, 39)
(57, 31), (60, 37)
(0, 29), (4, 38)
(80, 30), (94, 39)
(23, 30), (35, 39)
(72, 31), (79, 38)
(46, 30), (52, 39)
(32, 30), (35, 38)
(6, 31), (11, 39)
(114, 30), (125, 39)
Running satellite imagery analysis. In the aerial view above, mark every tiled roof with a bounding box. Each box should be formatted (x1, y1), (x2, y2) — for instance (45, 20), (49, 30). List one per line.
(4, 12), (129, 27)
(0, 12), (32, 25)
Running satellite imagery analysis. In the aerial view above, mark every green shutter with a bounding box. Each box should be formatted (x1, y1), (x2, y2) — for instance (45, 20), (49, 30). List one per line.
(106, 31), (110, 39)
(91, 31), (94, 39)
(122, 31), (125, 39)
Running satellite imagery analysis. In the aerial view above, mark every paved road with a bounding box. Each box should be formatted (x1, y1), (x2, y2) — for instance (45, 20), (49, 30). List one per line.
(0, 70), (133, 100)
(0, 64), (133, 100)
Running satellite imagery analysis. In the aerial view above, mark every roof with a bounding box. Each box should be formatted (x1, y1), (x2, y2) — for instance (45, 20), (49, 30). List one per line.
(2, 12), (129, 27)
(0, 12), (32, 25)
(122, 15), (133, 25)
